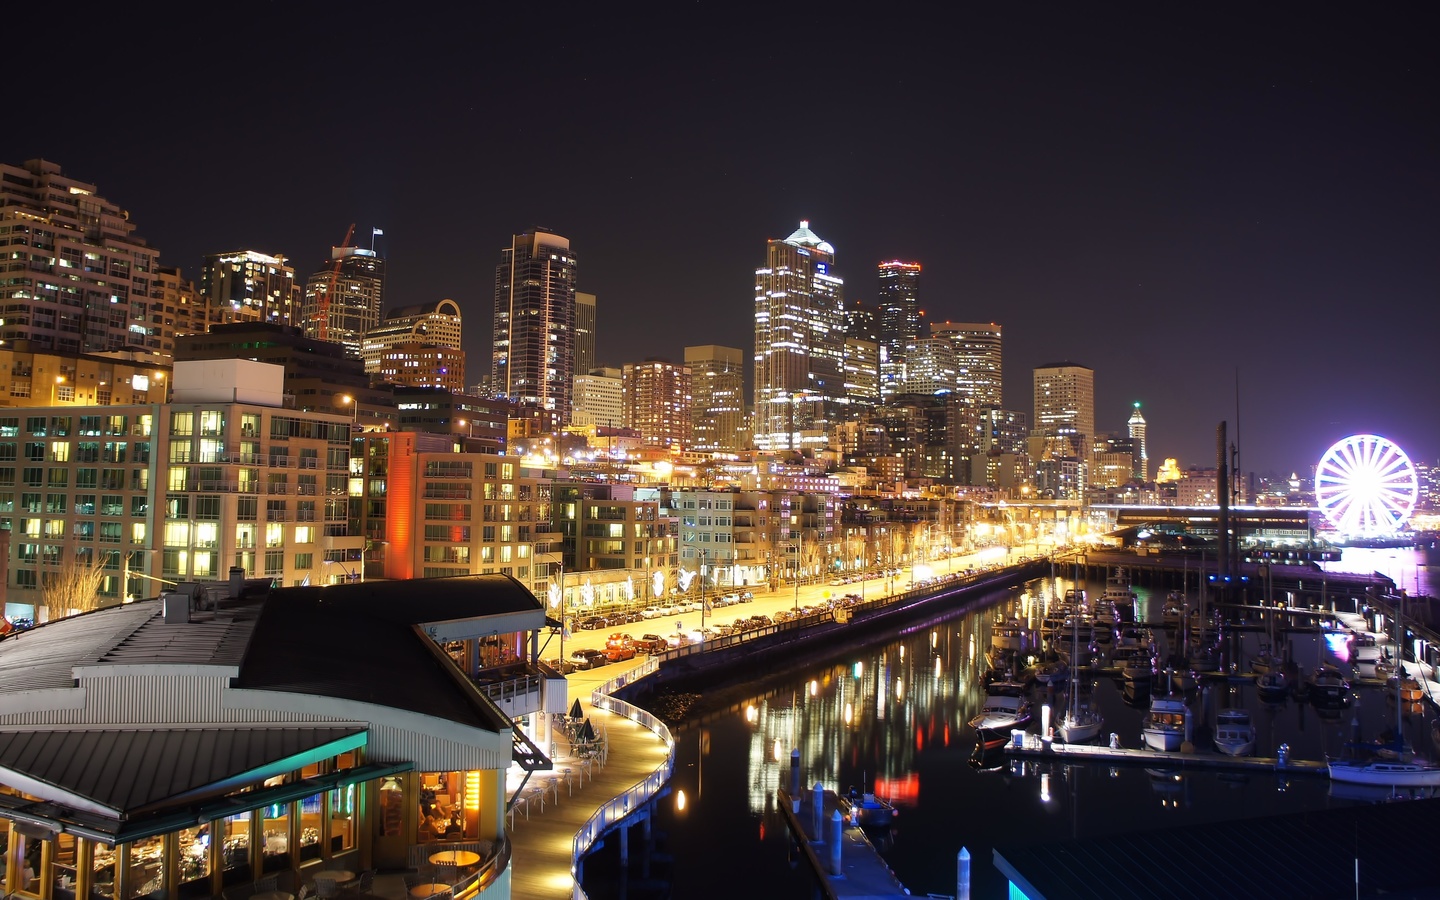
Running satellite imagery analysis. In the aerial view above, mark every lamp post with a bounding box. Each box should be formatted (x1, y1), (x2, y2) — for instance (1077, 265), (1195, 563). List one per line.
(340, 394), (358, 428)
(323, 558), (356, 584)
(51, 375), (65, 405)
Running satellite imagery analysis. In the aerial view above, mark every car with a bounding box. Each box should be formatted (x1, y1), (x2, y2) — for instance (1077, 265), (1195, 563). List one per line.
(636, 633), (667, 653)
(605, 643), (636, 662)
(748, 615), (773, 628)
(576, 616), (607, 631)
(641, 606), (663, 619)
(739, 591), (754, 602)
(567, 648), (608, 670)
(829, 578), (845, 586)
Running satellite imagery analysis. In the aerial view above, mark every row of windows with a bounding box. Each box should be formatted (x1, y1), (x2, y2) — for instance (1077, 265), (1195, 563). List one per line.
(1, 414), (151, 438)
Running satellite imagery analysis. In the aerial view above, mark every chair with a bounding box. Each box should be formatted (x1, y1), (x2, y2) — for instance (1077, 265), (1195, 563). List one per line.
(350, 872), (374, 895)
(432, 864), (459, 887)
(313, 877), (339, 900)
(296, 885), (312, 900)
(253, 875), (279, 894)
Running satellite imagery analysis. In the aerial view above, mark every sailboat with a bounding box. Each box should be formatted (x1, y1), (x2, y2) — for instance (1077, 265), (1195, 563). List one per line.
(1057, 611), (1103, 742)
(1328, 595), (1440, 787)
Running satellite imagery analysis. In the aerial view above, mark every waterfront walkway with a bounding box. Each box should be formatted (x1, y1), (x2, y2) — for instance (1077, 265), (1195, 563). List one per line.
(504, 663), (670, 899)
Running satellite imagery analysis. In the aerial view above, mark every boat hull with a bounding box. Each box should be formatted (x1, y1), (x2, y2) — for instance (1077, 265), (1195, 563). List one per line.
(1142, 727), (1184, 752)
(1328, 760), (1440, 787)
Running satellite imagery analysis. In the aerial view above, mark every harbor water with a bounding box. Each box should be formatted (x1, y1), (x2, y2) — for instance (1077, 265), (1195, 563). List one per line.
(581, 566), (1438, 899)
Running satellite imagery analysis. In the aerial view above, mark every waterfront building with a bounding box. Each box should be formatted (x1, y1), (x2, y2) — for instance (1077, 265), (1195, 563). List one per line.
(685, 345), (746, 453)
(1090, 433), (1137, 489)
(0, 360), (361, 623)
(930, 321), (1002, 408)
(574, 291), (597, 377)
(667, 488), (836, 590)
(200, 250), (300, 329)
(302, 245), (386, 358)
(392, 387), (508, 453)
(493, 230), (576, 421)
(0, 159), (163, 358)
(753, 222), (845, 451)
(877, 261), (921, 400)
(571, 367), (624, 429)
(0, 575), (548, 898)
(349, 431), (559, 595)
(1032, 362), (1094, 440)
(1128, 401), (1149, 482)
(551, 482), (676, 579)
(622, 359), (691, 449)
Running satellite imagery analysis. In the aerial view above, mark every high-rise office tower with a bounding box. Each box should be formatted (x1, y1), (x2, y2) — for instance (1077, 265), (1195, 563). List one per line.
(493, 229), (576, 421)
(200, 250), (300, 329)
(574, 292), (597, 377)
(877, 261), (921, 399)
(1128, 401), (1148, 482)
(899, 337), (958, 396)
(753, 221), (845, 451)
(302, 245), (386, 358)
(0, 159), (163, 357)
(623, 358), (692, 448)
(1033, 363), (1095, 440)
(843, 337), (880, 409)
(685, 345), (746, 452)
(572, 366), (624, 428)
(845, 300), (878, 344)
(363, 299), (464, 392)
(931, 322), (1003, 408)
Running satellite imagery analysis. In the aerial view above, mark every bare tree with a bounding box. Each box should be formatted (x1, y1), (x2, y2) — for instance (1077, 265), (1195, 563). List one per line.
(41, 549), (111, 620)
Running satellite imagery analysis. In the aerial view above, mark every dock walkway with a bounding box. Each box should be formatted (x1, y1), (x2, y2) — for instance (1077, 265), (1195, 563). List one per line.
(1005, 732), (1328, 773)
(777, 786), (909, 900)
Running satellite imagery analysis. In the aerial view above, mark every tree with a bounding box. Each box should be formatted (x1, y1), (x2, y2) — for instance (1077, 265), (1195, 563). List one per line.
(41, 549), (111, 620)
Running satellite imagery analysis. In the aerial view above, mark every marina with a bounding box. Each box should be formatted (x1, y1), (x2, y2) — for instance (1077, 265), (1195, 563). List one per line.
(775, 785), (908, 900)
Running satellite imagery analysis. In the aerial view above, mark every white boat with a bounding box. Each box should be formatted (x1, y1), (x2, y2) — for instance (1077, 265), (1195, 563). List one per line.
(1142, 694), (1188, 751)
(1122, 650), (1153, 689)
(970, 684), (1032, 747)
(1213, 708), (1255, 757)
(1034, 659), (1069, 686)
(1099, 570), (1136, 623)
(992, 618), (1029, 651)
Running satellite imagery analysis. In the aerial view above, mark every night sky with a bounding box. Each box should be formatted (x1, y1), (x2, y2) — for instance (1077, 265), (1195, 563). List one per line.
(7, 6), (1436, 475)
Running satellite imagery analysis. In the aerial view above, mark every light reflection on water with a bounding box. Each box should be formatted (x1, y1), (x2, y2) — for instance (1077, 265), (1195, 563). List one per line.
(582, 572), (1439, 900)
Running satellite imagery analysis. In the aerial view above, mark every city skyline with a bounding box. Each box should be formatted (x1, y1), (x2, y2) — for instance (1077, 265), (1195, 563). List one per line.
(3, 7), (1434, 473)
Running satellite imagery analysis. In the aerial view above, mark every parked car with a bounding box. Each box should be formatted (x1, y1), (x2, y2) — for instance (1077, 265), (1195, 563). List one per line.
(605, 633), (637, 661)
(641, 606), (663, 619)
(567, 648), (608, 670)
(636, 633), (667, 653)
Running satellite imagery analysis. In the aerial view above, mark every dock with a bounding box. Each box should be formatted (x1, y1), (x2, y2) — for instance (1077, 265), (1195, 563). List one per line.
(777, 785), (910, 900)
(1004, 732), (1328, 773)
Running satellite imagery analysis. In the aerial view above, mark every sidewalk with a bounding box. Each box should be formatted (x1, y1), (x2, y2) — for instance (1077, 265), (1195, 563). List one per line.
(503, 663), (671, 899)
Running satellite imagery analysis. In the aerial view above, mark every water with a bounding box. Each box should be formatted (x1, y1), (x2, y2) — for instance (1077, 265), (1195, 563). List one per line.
(1322, 545), (1439, 599)
(580, 573), (1439, 899)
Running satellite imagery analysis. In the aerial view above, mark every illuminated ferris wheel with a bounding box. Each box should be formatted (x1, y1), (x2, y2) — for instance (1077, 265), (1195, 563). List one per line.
(1314, 434), (1417, 536)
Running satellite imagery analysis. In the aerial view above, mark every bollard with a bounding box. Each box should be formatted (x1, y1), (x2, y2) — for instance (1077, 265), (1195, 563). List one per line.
(1277, 743), (1289, 768)
(790, 748), (801, 797)
(1109, 732), (1120, 750)
(812, 782), (825, 838)
(957, 847), (972, 900)
(828, 810), (844, 875)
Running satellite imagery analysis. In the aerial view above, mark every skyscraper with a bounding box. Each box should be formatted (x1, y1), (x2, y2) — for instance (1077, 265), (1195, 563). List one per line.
(493, 229), (576, 421)
(685, 345), (746, 452)
(753, 221), (845, 451)
(1032, 362), (1095, 440)
(899, 337), (958, 396)
(302, 245), (385, 358)
(1128, 402), (1149, 482)
(200, 250), (300, 329)
(0, 159), (163, 357)
(877, 260), (921, 399)
(574, 291), (597, 377)
(623, 358), (692, 448)
(572, 366), (624, 428)
(931, 322), (1003, 408)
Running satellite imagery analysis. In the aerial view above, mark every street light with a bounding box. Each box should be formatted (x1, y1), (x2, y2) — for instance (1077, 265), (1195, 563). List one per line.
(323, 558), (356, 584)
(51, 375), (65, 405)
(340, 394), (358, 427)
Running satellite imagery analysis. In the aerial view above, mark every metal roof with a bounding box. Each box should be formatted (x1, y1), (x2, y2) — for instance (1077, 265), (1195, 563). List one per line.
(233, 574), (541, 733)
(0, 603), (161, 692)
(0, 727), (364, 818)
(993, 796), (1440, 900)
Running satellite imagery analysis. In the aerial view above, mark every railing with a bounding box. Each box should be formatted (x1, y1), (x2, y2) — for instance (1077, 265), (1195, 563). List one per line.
(475, 672), (545, 705)
(570, 656), (674, 900)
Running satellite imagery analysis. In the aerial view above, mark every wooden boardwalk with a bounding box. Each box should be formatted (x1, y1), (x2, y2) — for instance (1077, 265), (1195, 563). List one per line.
(505, 663), (671, 900)
(777, 786), (910, 899)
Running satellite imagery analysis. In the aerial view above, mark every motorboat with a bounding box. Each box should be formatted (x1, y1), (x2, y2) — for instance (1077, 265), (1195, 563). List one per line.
(1058, 682), (1104, 743)
(1213, 708), (1256, 757)
(1034, 659), (1069, 686)
(1142, 693), (1189, 751)
(1249, 646), (1284, 675)
(970, 683), (1032, 748)
(840, 790), (898, 828)
(1387, 674), (1426, 703)
(1309, 666), (1351, 706)
(1256, 669), (1290, 702)
(1099, 570), (1137, 623)
(1122, 650), (1154, 690)
(992, 618), (1030, 651)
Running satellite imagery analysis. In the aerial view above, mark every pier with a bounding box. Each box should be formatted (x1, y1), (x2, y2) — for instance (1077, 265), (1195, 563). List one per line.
(1004, 732), (1328, 773)
(776, 784), (909, 900)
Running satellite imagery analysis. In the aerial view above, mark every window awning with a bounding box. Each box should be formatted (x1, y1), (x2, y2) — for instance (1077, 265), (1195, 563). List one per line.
(0, 760), (413, 846)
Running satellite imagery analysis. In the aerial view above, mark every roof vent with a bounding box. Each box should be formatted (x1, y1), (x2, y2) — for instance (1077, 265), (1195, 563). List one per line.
(162, 583), (203, 624)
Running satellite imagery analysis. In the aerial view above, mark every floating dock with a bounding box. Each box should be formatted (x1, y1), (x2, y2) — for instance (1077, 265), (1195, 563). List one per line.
(1004, 733), (1328, 774)
(777, 785), (910, 899)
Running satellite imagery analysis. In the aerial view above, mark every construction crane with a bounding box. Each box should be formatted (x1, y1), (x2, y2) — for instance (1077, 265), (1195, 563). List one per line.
(313, 223), (356, 342)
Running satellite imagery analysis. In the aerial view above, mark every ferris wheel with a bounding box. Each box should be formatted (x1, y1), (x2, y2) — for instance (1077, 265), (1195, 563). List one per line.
(1314, 434), (1418, 536)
